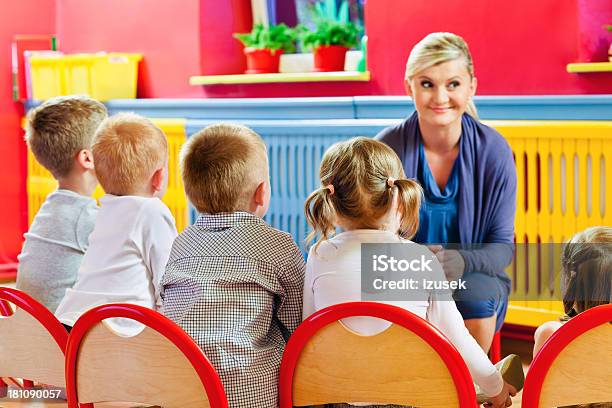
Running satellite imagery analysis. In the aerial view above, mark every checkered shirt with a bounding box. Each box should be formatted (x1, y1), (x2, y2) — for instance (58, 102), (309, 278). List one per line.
(161, 211), (305, 408)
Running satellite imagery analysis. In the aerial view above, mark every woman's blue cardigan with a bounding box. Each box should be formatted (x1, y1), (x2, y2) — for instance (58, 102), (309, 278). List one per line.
(376, 112), (517, 288)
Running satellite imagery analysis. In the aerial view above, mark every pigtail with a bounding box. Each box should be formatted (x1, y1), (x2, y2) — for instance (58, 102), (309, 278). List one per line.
(562, 268), (577, 319)
(394, 178), (423, 239)
(304, 187), (336, 249)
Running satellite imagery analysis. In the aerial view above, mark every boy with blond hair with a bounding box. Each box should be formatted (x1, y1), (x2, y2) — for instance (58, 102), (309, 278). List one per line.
(55, 113), (177, 334)
(161, 123), (305, 408)
(17, 96), (107, 313)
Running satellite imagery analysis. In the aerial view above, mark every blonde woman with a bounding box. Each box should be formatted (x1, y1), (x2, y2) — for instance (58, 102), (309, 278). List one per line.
(376, 32), (517, 353)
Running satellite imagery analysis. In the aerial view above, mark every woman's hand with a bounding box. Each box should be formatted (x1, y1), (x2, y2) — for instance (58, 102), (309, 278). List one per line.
(427, 246), (465, 281)
(483, 382), (517, 407)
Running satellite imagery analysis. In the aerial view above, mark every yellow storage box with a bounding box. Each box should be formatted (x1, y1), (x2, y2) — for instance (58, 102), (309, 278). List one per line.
(28, 52), (142, 101)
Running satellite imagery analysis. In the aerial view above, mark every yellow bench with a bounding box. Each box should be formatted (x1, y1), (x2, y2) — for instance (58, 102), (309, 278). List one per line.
(490, 120), (612, 326)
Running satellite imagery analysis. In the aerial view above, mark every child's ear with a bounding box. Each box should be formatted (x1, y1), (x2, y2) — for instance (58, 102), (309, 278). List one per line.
(76, 149), (94, 170)
(151, 167), (164, 193)
(253, 181), (266, 206)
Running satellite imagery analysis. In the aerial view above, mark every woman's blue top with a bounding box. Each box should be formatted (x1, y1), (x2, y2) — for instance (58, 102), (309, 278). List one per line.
(414, 141), (461, 245)
(376, 112), (517, 289)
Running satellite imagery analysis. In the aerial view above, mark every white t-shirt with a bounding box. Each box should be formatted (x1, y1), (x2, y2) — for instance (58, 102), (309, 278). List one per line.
(55, 195), (177, 335)
(303, 229), (503, 398)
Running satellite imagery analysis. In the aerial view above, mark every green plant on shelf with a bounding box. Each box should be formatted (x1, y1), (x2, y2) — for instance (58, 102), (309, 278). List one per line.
(300, 0), (360, 49)
(234, 23), (299, 53)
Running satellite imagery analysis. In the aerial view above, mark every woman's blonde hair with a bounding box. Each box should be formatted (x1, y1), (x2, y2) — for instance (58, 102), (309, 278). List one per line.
(304, 137), (422, 248)
(561, 226), (612, 317)
(405, 32), (478, 119)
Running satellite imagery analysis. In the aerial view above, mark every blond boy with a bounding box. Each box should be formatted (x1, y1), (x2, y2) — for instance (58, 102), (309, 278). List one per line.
(17, 96), (107, 313)
(55, 113), (177, 334)
(161, 123), (305, 408)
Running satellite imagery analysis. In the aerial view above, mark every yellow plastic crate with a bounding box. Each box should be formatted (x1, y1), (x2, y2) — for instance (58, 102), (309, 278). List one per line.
(28, 53), (142, 101)
(26, 118), (189, 232)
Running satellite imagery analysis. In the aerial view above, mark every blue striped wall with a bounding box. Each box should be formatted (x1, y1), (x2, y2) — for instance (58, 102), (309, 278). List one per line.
(25, 95), (612, 247)
(102, 94), (612, 121)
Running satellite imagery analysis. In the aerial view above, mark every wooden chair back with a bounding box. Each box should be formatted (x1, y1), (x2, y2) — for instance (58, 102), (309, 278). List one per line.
(0, 287), (67, 387)
(65, 304), (228, 408)
(279, 302), (478, 408)
(523, 304), (612, 407)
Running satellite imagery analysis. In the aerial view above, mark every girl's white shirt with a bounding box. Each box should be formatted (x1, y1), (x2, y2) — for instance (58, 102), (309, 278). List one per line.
(303, 229), (503, 397)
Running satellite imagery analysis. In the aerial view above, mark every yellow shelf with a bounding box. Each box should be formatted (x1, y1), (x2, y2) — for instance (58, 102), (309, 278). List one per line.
(190, 70), (371, 85)
(566, 61), (612, 73)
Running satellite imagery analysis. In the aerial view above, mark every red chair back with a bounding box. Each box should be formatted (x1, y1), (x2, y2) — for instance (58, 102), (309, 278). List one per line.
(0, 298), (13, 316)
(65, 303), (228, 408)
(522, 304), (612, 407)
(279, 301), (478, 408)
(0, 287), (68, 386)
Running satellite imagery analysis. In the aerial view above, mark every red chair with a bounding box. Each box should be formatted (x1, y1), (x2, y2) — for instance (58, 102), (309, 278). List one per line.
(0, 287), (69, 405)
(0, 296), (13, 395)
(279, 302), (479, 408)
(0, 298), (13, 316)
(65, 303), (229, 408)
(522, 304), (612, 407)
(489, 330), (502, 363)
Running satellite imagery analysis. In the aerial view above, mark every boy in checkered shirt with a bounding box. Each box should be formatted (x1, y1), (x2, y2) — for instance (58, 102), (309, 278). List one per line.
(161, 123), (305, 408)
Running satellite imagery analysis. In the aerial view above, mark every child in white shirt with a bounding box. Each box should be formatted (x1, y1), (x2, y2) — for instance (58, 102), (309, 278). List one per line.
(303, 137), (515, 408)
(55, 113), (177, 335)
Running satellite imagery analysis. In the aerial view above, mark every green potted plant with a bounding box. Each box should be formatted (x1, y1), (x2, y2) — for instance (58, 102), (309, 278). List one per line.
(234, 23), (298, 74)
(300, 0), (360, 72)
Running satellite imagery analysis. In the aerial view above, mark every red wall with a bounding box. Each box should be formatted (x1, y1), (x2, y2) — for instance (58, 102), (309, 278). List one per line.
(50, 0), (612, 98)
(56, 0), (203, 98)
(0, 1), (55, 262)
(365, 0), (612, 95)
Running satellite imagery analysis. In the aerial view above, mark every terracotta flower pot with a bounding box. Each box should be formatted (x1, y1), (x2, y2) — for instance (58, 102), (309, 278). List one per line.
(244, 48), (283, 74)
(313, 45), (348, 72)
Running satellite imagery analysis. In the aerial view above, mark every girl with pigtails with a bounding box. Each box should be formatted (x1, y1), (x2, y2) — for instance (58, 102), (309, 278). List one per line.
(533, 226), (612, 358)
(302, 137), (515, 408)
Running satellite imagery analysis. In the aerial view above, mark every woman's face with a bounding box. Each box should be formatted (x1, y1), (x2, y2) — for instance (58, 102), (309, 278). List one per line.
(405, 58), (477, 129)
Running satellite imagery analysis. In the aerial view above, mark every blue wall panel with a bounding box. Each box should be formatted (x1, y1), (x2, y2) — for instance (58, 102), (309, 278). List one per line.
(353, 95), (612, 120)
(106, 97), (356, 120)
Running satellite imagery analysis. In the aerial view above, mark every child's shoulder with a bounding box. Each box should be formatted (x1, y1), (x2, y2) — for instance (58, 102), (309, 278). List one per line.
(47, 189), (97, 208)
(171, 216), (299, 259)
(102, 195), (171, 218)
(239, 220), (301, 261)
(535, 320), (564, 337)
(32, 189), (97, 226)
(139, 196), (173, 217)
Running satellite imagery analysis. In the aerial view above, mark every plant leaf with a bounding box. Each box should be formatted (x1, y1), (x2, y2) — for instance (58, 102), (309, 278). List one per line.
(338, 1), (349, 24)
(233, 23), (298, 52)
(325, 0), (337, 21)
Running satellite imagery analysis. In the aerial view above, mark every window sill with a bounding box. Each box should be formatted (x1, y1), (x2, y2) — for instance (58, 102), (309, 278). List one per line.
(189, 71), (371, 85)
(566, 61), (612, 73)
